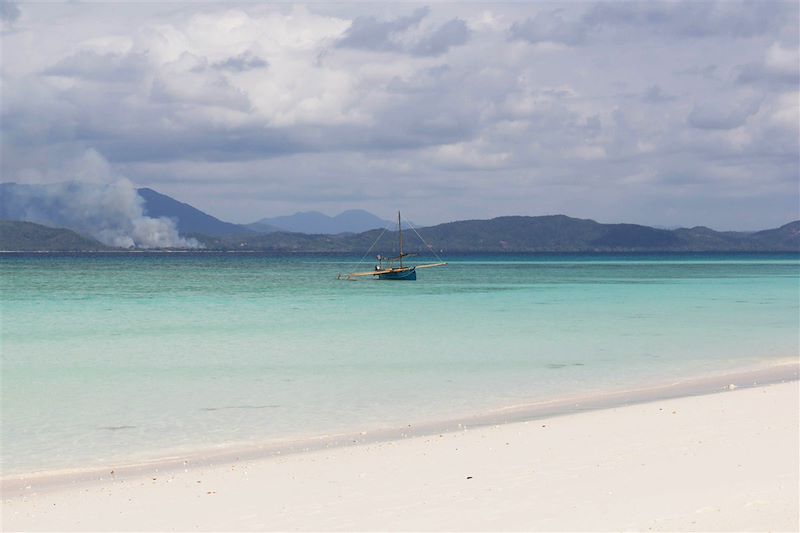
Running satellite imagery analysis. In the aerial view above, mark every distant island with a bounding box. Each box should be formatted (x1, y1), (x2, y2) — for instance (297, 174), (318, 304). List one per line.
(1, 182), (798, 252)
(188, 216), (800, 253)
(2, 217), (798, 253)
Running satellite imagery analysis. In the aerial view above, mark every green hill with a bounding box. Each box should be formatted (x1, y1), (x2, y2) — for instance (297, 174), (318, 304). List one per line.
(2, 216), (798, 253)
(0, 220), (109, 251)
(748, 221), (800, 250)
(196, 215), (800, 253)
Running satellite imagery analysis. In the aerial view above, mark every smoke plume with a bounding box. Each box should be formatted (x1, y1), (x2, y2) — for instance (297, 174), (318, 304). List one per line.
(1, 180), (199, 249)
(1, 148), (199, 248)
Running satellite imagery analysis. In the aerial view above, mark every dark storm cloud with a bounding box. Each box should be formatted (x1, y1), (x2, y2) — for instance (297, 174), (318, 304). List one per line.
(510, 1), (794, 44)
(687, 100), (761, 130)
(336, 7), (470, 56)
(675, 64), (718, 79)
(44, 50), (149, 82)
(91, 126), (309, 163)
(387, 65), (451, 94)
(3, 79), (478, 165)
(336, 7), (428, 51)
(641, 85), (676, 104)
(582, 1), (788, 38)
(737, 60), (800, 87)
(509, 9), (587, 45)
(1, 1), (20, 23)
(410, 18), (469, 56)
(212, 52), (269, 72)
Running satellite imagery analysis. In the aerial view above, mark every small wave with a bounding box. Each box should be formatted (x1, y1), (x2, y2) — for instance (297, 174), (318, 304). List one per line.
(201, 405), (280, 412)
(98, 425), (136, 431)
(546, 363), (585, 369)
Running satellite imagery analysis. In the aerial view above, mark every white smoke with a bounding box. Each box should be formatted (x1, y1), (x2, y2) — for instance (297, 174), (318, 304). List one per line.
(3, 150), (200, 249)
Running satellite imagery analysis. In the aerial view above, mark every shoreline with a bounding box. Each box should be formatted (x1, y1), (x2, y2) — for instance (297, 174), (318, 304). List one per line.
(3, 358), (797, 496)
(3, 372), (797, 531)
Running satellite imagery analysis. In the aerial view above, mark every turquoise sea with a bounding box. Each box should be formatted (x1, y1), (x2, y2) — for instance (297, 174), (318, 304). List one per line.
(1, 253), (798, 475)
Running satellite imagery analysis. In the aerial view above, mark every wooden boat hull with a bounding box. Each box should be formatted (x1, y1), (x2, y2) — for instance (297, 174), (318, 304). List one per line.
(374, 267), (417, 280)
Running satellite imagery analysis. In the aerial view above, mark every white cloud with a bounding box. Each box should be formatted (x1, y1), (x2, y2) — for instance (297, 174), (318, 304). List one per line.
(764, 42), (800, 78)
(737, 41), (800, 86)
(687, 96), (762, 130)
(431, 138), (512, 170)
(769, 91), (800, 129)
(1, 2), (797, 230)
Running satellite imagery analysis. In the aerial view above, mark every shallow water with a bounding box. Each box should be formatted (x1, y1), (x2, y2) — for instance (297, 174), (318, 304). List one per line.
(1, 252), (798, 474)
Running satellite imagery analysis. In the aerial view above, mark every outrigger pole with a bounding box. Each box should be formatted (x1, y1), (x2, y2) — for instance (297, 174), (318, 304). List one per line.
(338, 211), (447, 280)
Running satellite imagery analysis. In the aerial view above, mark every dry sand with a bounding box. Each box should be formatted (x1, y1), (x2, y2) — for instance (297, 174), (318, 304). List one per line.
(2, 380), (798, 531)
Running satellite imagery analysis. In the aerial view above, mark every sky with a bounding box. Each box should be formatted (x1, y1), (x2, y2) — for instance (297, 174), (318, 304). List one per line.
(1, 1), (798, 230)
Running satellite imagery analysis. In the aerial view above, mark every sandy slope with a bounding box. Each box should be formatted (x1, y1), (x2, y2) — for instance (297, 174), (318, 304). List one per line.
(3, 381), (798, 531)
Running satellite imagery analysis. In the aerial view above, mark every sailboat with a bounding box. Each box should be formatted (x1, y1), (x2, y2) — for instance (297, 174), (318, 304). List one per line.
(342, 212), (446, 281)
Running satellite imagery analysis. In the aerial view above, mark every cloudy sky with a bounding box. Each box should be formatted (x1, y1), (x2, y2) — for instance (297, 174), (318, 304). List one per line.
(2, 1), (798, 230)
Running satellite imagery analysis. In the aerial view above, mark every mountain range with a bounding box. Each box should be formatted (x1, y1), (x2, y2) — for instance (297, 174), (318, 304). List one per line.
(198, 216), (800, 253)
(0, 182), (397, 236)
(140, 189), (398, 235)
(248, 210), (397, 234)
(1, 182), (798, 252)
(137, 188), (255, 236)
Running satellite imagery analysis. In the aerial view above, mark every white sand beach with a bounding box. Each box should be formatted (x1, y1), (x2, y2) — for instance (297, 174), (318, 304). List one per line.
(3, 375), (798, 532)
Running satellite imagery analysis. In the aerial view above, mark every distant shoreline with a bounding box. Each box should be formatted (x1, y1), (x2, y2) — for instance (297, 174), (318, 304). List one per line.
(3, 249), (800, 255)
(3, 216), (798, 253)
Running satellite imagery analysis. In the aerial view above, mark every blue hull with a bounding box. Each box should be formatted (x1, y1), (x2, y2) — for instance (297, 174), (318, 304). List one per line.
(374, 267), (417, 280)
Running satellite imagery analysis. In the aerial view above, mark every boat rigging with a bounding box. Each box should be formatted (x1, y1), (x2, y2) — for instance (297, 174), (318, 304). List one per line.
(339, 212), (446, 281)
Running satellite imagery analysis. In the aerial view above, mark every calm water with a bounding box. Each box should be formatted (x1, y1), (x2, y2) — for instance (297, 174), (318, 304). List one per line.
(1, 253), (798, 475)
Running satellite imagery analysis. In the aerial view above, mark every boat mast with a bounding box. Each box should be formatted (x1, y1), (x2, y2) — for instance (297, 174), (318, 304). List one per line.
(398, 211), (403, 267)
